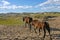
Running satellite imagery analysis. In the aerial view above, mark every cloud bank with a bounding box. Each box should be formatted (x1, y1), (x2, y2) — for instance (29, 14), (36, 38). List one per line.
(36, 0), (60, 10)
(0, 0), (32, 9)
(0, 0), (60, 12)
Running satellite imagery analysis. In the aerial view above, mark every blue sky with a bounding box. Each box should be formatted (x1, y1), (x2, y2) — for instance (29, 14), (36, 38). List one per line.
(0, 0), (60, 13)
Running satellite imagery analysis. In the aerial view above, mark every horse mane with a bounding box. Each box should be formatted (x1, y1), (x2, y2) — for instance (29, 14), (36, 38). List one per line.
(29, 17), (33, 22)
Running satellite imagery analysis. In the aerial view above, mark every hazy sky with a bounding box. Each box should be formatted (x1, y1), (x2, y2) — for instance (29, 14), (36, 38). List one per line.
(0, 0), (60, 13)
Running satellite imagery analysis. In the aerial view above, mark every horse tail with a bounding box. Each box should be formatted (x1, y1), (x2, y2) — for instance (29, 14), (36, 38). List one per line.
(44, 21), (52, 39)
(44, 22), (52, 40)
(44, 22), (50, 33)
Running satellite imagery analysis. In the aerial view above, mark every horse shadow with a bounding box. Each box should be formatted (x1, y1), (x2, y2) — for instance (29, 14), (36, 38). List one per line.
(50, 27), (60, 31)
(50, 27), (60, 40)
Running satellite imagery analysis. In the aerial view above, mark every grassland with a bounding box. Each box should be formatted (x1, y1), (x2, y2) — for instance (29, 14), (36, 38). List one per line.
(0, 17), (23, 25)
(0, 14), (23, 25)
(0, 12), (60, 25)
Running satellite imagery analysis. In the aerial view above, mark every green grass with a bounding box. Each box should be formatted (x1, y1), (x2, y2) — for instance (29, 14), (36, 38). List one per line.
(0, 17), (24, 25)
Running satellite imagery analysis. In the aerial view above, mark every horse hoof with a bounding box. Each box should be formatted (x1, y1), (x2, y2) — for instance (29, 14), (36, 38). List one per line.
(30, 31), (32, 33)
(39, 33), (41, 35)
(50, 38), (52, 40)
(24, 27), (27, 28)
(35, 31), (37, 34)
(41, 38), (44, 40)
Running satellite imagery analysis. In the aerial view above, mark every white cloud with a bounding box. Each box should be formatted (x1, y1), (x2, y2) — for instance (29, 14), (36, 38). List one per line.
(36, 0), (60, 7)
(57, 6), (60, 9)
(0, 0), (33, 9)
(17, 6), (32, 9)
(41, 6), (54, 10)
(2, 0), (10, 6)
(41, 6), (60, 10)
(35, 0), (60, 11)
(37, 0), (50, 7)
(0, 5), (32, 9)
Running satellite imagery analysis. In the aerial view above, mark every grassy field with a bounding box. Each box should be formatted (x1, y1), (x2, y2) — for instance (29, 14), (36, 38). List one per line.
(0, 17), (23, 25)
(0, 14), (24, 25)
(0, 12), (60, 25)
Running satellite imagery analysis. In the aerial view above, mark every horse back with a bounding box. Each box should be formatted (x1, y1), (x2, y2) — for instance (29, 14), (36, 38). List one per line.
(23, 17), (32, 23)
(31, 20), (44, 29)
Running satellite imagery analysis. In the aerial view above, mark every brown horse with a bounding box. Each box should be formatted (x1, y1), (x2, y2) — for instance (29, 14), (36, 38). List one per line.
(23, 16), (52, 40)
(31, 20), (52, 40)
(23, 16), (32, 31)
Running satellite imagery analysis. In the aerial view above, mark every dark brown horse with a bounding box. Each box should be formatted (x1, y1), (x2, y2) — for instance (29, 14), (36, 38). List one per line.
(31, 20), (52, 40)
(23, 16), (32, 31)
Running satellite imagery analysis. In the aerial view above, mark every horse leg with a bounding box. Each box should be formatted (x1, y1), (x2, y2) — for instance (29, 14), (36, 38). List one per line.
(34, 28), (37, 33)
(34, 27), (37, 34)
(25, 23), (27, 28)
(46, 26), (52, 40)
(43, 27), (46, 39)
(47, 29), (52, 40)
(39, 28), (41, 35)
(28, 23), (32, 32)
(40, 27), (46, 40)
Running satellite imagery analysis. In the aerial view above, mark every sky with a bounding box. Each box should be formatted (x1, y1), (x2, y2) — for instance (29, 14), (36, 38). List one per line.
(0, 0), (60, 13)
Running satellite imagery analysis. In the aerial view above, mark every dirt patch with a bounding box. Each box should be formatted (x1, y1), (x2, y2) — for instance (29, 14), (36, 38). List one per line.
(0, 25), (59, 40)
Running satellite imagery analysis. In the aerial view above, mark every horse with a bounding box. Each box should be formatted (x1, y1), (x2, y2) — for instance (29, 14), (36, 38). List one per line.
(23, 16), (52, 40)
(23, 16), (32, 31)
(31, 20), (52, 40)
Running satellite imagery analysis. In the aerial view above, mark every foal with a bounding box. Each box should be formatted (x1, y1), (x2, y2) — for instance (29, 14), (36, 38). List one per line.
(31, 20), (51, 39)
(23, 16), (32, 31)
